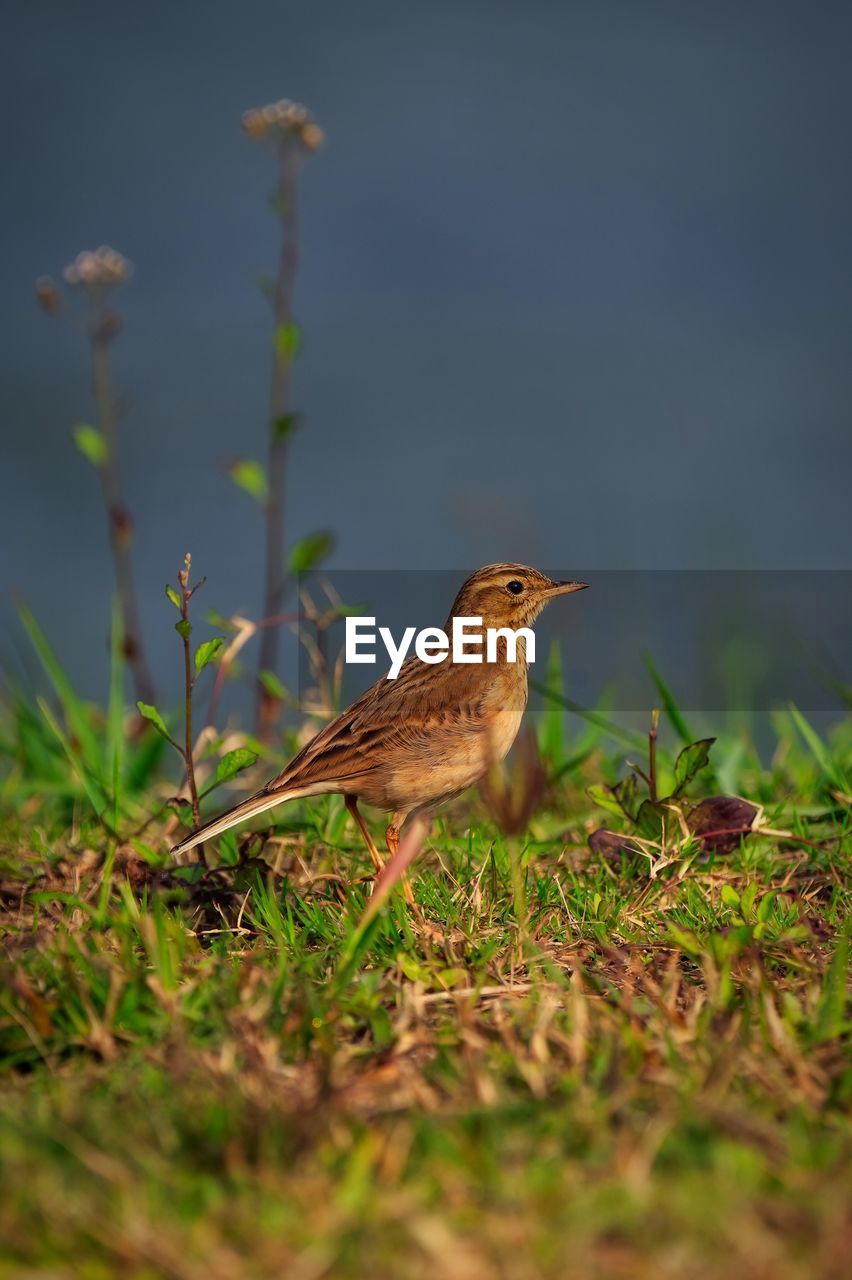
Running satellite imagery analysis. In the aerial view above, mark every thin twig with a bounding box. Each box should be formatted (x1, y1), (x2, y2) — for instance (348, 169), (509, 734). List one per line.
(205, 609), (303, 730)
(256, 142), (301, 735)
(648, 708), (660, 802)
(88, 296), (154, 703)
(177, 554), (205, 862)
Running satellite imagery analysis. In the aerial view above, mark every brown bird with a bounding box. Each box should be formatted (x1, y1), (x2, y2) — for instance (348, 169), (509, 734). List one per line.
(171, 564), (587, 873)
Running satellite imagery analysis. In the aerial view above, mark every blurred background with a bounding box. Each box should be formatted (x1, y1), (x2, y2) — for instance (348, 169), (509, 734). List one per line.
(3, 0), (851, 706)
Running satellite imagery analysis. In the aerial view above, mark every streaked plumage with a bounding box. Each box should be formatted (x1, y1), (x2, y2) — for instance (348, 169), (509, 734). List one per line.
(171, 564), (587, 872)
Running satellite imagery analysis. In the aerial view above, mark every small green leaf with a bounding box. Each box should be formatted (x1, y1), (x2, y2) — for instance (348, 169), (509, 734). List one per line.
(275, 322), (301, 363)
(165, 584), (181, 610)
(259, 669), (288, 701)
(135, 701), (179, 753)
(273, 412), (300, 442)
(288, 531), (334, 575)
(399, 953), (431, 983)
(668, 925), (701, 957)
(741, 881), (758, 919)
(136, 701), (168, 738)
(194, 637), (224, 676)
(635, 799), (671, 840)
(73, 424), (108, 466)
(720, 884), (740, 910)
(215, 747), (258, 785)
(229, 458), (268, 503)
(587, 784), (626, 821)
(673, 738), (715, 794)
(613, 772), (640, 821)
(756, 890), (776, 923)
(175, 618), (192, 640)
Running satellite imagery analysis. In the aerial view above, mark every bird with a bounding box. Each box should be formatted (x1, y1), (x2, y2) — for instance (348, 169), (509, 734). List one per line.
(170, 564), (587, 878)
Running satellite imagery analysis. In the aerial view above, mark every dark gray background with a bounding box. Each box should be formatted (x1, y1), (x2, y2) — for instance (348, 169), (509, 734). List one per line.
(300, 570), (851, 715)
(3, 0), (851, 706)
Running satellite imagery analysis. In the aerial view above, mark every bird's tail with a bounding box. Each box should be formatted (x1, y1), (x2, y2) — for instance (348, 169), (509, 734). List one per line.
(170, 786), (311, 857)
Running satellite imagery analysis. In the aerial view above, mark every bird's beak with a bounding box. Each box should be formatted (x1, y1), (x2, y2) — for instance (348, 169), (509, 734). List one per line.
(546, 580), (589, 597)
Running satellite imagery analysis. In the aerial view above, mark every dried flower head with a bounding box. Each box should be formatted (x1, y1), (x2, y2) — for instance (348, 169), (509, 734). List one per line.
(478, 729), (548, 837)
(241, 99), (325, 151)
(62, 246), (134, 291)
(35, 276), (62, 314)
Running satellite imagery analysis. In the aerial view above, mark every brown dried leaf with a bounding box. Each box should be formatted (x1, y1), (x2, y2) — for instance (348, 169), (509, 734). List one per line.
(687, 795), (759, 854)
(588, 828), (642, 860)
(479, 729), (547, 836)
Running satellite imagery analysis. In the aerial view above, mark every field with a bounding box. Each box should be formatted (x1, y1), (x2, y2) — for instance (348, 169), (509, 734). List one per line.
(0, 625), (849, 1280)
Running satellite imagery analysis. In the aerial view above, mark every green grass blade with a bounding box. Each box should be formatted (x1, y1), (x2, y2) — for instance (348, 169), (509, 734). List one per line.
(812, 931), (849, 1044)
(530, 680), (648, 751)
(788, 704), (850, 795)
(36, 696), (113, 832)
(537, 641), (565, 768)
(18, 603), (105, 785)
(642, 653), (694, 743)
(106, 597), (125, 829)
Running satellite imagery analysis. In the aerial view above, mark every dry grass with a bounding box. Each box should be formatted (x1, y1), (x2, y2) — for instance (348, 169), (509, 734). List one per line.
(1, 707), (849, 1278)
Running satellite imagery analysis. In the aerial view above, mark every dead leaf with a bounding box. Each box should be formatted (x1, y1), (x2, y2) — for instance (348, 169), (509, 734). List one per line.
(588, 828), (641, 860)
(687, 796), (758, 854)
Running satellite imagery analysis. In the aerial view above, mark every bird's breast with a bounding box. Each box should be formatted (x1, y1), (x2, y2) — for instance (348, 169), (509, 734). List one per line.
(483, 677), (528, 764)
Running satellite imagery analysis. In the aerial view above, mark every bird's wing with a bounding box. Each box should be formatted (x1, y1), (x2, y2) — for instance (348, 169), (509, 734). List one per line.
(267, 657), (495, 793)
(172, 660), (511, 856)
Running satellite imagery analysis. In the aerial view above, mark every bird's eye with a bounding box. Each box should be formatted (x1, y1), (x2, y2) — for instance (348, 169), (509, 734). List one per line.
(506, 580), (524, 595)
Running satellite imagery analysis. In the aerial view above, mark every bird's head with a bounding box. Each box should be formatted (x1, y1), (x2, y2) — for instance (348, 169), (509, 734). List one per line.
(447, 563), (587, 630)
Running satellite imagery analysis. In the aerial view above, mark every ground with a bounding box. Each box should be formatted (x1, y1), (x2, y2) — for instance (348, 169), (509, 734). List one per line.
(0, 686), (849, 1279)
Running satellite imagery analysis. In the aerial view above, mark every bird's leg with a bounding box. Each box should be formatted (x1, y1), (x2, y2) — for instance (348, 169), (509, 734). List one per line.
(385, 818), (402, 856)
(345, 795), (385, 875)
(387, 813), (416, 907)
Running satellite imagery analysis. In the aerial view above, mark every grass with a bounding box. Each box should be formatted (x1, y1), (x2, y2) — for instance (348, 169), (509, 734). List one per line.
(0, 647), (850, 1278)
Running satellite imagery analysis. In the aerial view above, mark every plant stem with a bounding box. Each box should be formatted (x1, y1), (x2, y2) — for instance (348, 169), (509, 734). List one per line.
(177, 556), (205, 865)
(181, 627), (200, 829)
(88, 297), (154, 704)
(256, 142), (301, 735)
(508, 837), (530, 940)
(648, 708), (660, 802)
